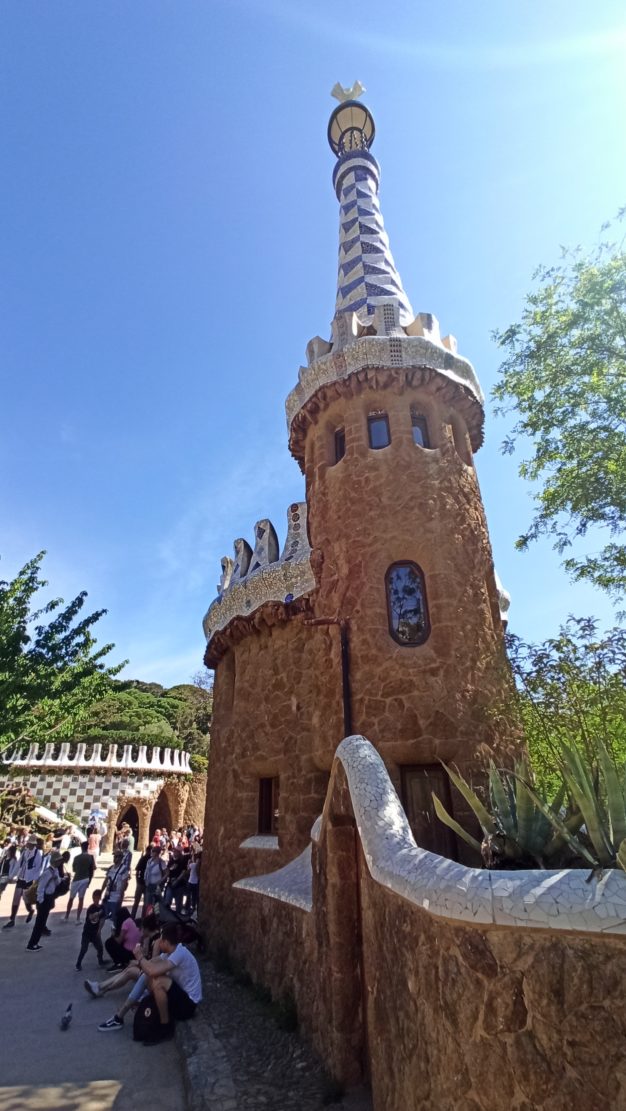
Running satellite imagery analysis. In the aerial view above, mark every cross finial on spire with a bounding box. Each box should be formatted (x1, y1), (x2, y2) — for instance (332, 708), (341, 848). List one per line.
(330, 80), (366, 103)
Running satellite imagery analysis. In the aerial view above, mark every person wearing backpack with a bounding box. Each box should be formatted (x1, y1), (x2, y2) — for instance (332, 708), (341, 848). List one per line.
(26, 850), (64, 951)
(3, 833), (43, 929)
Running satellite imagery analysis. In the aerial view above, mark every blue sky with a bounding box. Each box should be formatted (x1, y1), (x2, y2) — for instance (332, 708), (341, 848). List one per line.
(2, 1), (625, 686)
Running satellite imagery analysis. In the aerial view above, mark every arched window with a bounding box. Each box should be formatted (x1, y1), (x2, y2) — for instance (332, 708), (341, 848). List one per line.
(368, 411), (391, 449)
(334, 427), (346, 463)
(385, 562), (430, 645)
(410, 407), (430, 448)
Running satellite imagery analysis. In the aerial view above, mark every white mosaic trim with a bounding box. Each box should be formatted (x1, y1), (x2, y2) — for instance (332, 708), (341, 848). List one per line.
(6, 742), (191, 773)
(285, 335), (484, 435)
(235, 845), (313, 911)
(239, 836), (280, 851)
(203, 503), (315, 647)
(234, 735), (626, 935)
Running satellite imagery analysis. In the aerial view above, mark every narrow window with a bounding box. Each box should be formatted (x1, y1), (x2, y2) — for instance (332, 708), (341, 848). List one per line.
(258, 777), (280, 835)
(334, 427), (346, 463)
(385, 561), (430, 645)
(368, 412), (391, 449)
(411, 409), (430, 448)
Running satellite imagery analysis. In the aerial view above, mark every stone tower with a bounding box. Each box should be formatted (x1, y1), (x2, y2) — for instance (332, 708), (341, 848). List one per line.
(201, 89), (510, 940)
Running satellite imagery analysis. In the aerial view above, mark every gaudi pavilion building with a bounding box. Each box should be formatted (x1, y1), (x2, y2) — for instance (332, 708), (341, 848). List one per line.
(201, 88), (511, 944)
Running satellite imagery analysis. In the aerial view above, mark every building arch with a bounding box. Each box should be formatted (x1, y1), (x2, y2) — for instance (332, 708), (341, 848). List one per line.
(106, 795), (152, 852)
(118, 803), (139, 845)
(149, 786), (174, 840)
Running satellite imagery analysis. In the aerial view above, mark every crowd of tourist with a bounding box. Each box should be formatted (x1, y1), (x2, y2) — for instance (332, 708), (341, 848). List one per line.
(0, 821), (204, 1045)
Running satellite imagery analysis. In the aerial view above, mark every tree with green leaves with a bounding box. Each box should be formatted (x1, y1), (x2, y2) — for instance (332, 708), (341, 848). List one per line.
(493, 214), (626, 597)
(505, 616), (626, 795)
(0, 552), (123, 756)
(73, 679), (212, 760)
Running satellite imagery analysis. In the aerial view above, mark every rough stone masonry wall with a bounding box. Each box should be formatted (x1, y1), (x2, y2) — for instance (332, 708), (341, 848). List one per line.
(213, 751), (626, 1111)
(202, 616), (344, 951)
(361, 877), (626, 1111)
(304, 380), (517, 806)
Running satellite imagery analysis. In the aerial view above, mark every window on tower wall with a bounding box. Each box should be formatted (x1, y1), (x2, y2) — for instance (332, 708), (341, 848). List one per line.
(258, 777), (280, 835)
(368, 411), (391, 449)
(386, 562), (430, 646)
(410, 408), (430, 448)
(334, 427), (346, 463)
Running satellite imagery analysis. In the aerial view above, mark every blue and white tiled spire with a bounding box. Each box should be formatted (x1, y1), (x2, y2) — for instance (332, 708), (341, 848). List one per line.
(332, 137), (414, 327)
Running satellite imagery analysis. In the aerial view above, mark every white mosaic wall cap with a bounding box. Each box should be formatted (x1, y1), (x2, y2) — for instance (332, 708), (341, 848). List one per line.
(234, 735), (626, 936)
(203, 503), (315, 648)
(6, 741), (191, 774)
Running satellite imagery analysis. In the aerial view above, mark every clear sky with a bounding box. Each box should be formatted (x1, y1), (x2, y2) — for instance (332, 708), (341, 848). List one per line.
(2, 1), (625, 686)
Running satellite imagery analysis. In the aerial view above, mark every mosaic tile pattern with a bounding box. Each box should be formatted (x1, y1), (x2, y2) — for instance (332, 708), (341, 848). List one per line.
(286, 334), (484, 437)
(332, 150), (413, 327)
(233, 735), (626, 935)
(495, 569), (511, 623)
(235, 844), (313, 912)
(239, 835), (280, 851)
(203, 503), (315, 647)
(0, 769), (167, 828)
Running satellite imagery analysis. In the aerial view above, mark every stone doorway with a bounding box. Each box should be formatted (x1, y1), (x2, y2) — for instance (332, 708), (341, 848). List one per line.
(118, 803), (139, 846)
(150, 785), (174, 840)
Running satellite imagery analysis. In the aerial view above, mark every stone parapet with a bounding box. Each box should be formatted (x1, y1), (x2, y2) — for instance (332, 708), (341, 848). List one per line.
(203, 503), (315, 652)
(286, 333), (485, 466)
(5, 741), (192, 774)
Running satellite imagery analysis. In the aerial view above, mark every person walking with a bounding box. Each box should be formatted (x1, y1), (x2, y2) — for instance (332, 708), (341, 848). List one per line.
(76, 888), (107, 971)
(131, 846), (150, 919)
(26, 850), (63, 951)
(87, 825), (101, 861)
(65, 840), (96, 923)
(0, 843), (19, 896)
(3, 833), (43, 929)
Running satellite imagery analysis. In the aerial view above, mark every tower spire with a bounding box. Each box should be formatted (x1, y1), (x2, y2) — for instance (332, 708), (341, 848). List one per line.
(328, 84), (414, 328)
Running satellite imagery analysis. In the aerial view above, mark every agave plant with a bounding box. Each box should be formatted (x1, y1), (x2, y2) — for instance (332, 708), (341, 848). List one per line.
(432, 759), (585, 868)
(434, 740), (626, 872)
(519, 740), (626, 870)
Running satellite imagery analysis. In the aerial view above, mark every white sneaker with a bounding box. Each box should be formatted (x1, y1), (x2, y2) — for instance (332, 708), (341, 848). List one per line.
(84, 979), (101, 997)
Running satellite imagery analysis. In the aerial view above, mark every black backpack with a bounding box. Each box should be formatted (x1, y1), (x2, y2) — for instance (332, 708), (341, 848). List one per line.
(54, 874), (71, 899)
(133, 995), (161, 1042)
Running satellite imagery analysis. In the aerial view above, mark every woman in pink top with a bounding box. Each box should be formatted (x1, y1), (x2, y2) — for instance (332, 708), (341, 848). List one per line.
(104, 908), (142, 968)
(87, 827), (100, 859)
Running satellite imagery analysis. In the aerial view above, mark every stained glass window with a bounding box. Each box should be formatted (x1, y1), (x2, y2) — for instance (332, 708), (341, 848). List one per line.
(386, 562), (430, 645)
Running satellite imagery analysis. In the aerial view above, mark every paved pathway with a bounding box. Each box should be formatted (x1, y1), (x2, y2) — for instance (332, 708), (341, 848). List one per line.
(0, 855), (185, 1111)
(1, 856), (372, 1111)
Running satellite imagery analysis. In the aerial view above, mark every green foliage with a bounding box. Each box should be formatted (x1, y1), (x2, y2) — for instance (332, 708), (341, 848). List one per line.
(0, 552), (123, 756)
(189, 753), (208, 774)
(493, 214), (626, 597)
(74, 678), (212, 757)
(506, 617), (626, 796)
(434, 615), (626, 870)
